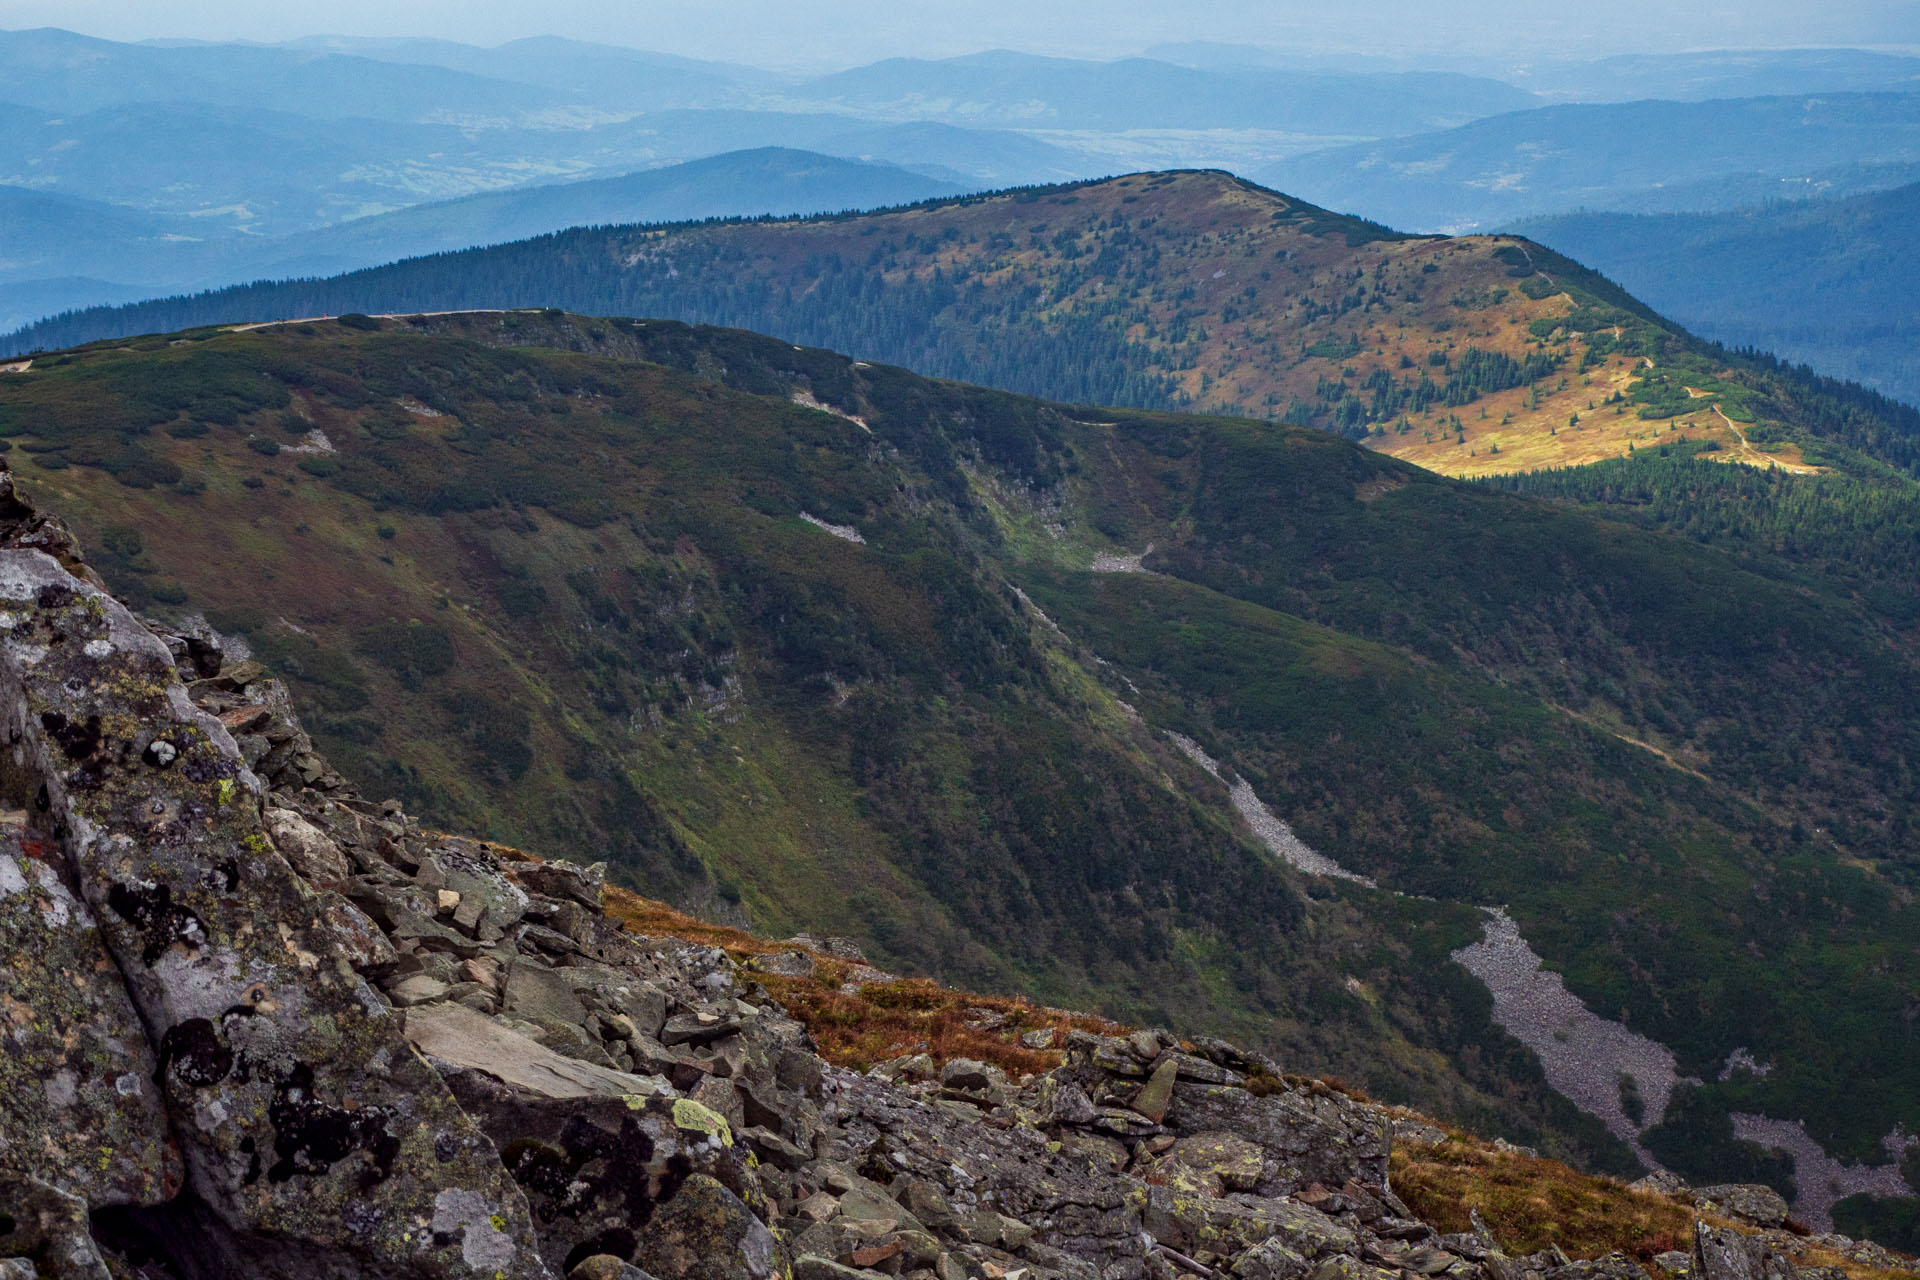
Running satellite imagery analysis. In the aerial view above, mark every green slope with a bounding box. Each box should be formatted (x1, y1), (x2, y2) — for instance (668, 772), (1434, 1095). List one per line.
(4, 311), (1919, 1201)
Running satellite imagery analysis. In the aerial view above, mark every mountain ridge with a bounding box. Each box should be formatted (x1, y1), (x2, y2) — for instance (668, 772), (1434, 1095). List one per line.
(10, 167), (1903, 489)
(5, 309), (1920, 1226)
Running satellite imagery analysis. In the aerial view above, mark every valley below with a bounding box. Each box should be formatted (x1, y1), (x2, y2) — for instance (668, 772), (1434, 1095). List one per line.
(5, 298), (1919, 1249)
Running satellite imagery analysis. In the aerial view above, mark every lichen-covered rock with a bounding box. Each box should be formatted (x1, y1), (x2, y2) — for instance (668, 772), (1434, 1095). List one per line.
(0, 824), (180, 1209)
(1130, 1057), (1179, 1123)
(1691, 1187), (1791, 1230)
(746, 950), (816, 979)
(1162, 1081), (1390, 1197)
(441, 1060), (766, 1280)
(0, 549), (547, 1280)
(1538, 1253), (1658, 1280)
(0, 1176), (112, 1280)
(566, 1256), (659, 1280)
(1694, 1224), (1796, 1280)
(1144, 1186), (1359, 1260)
(1145, 1133), (1267, 1198)
(1234, 1238), (1313, 1280)
(630, 1175), (785, 1280)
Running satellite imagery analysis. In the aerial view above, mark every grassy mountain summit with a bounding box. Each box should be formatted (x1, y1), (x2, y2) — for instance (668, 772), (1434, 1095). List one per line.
(4, 311), (1920, 1233)
(13, 169), (1901, 487)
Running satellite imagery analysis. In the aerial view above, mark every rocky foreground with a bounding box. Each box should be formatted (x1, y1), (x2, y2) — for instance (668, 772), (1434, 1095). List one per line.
(0, 464), (1910, 1280)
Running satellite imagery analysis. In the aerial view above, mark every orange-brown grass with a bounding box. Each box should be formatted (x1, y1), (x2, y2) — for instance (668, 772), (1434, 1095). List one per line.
(601, 884), (1123, 1076)
(602, 884), (786, 954)
(1390, 1136), (1700, 1261)
(755, 973), (1121, 1076)
(1390, 1136), (1916, 1280)
(1370, 350), (1731, 478)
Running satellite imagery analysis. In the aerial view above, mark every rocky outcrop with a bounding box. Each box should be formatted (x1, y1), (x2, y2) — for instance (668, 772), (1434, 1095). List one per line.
(0, 517), (544, 1280)
(0, 463), (1905, 1280)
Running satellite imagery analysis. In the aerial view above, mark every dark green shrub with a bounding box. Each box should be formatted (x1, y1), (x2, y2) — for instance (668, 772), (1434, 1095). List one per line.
(357, 619), (456, 685)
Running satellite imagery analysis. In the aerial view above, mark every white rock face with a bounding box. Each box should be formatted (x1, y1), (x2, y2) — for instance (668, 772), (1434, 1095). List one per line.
(1167, 733), (1372, 884)
(1451, 907), (1682, 1167)
(799, 512), (866, 544)
(1091, 545), (1151, 573)
(789, 390), (871, 432)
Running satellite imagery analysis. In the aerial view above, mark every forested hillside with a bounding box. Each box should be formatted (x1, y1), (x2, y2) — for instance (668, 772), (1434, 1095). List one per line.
(17, 169), (1916, 491)
(4, 312), (1920, 1229)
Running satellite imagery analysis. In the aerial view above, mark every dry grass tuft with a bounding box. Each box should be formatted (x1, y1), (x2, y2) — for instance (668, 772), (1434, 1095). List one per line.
(600, 884), (1122, 1076)
(756, 973), (1119, 1076)
(1390, 1137), (1704, 1261)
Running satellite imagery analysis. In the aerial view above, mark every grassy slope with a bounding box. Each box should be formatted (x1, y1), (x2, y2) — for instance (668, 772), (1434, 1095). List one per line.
(4, 312), (1920, 1187)
(11, 171), (1884, 485)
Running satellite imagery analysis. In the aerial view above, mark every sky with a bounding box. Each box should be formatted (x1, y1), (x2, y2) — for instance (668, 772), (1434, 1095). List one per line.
(2, 0), (1918, 69)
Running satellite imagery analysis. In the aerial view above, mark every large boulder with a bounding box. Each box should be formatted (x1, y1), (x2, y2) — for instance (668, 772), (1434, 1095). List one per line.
(1693, 1224), (1796, 1280)
(1691, 1186), (1791, 1230)
(418, 1003), (768, 1279)
(1163, 1081), (1392, 1197)
(1143, 1186), (1358, 1260)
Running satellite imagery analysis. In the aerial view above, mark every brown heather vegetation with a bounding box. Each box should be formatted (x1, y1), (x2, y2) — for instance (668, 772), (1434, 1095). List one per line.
(604, 884), (1122, 1075)
(1392, 1136), (1701, 1260)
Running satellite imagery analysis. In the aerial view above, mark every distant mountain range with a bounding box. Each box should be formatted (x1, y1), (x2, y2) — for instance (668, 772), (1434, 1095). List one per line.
(1264, 92), (1920, 231)
(1147, 43), (1920, 102)
(0, 149), (962, 332)
(236, 148), (966, 282)
(1518, 181), (1920, 405)
(1513, 47), (1920, 103)
(0, 26), (1563, 329)
(786, 50), (1534, 133)
(13, 20), (1920, 406)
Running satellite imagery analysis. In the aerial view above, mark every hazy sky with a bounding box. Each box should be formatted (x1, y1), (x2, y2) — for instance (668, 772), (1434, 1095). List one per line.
(3, 0), (1918, 68)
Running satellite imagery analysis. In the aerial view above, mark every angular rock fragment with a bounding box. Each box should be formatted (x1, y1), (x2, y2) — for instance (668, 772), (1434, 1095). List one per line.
(631, 1174), (786, 1280)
